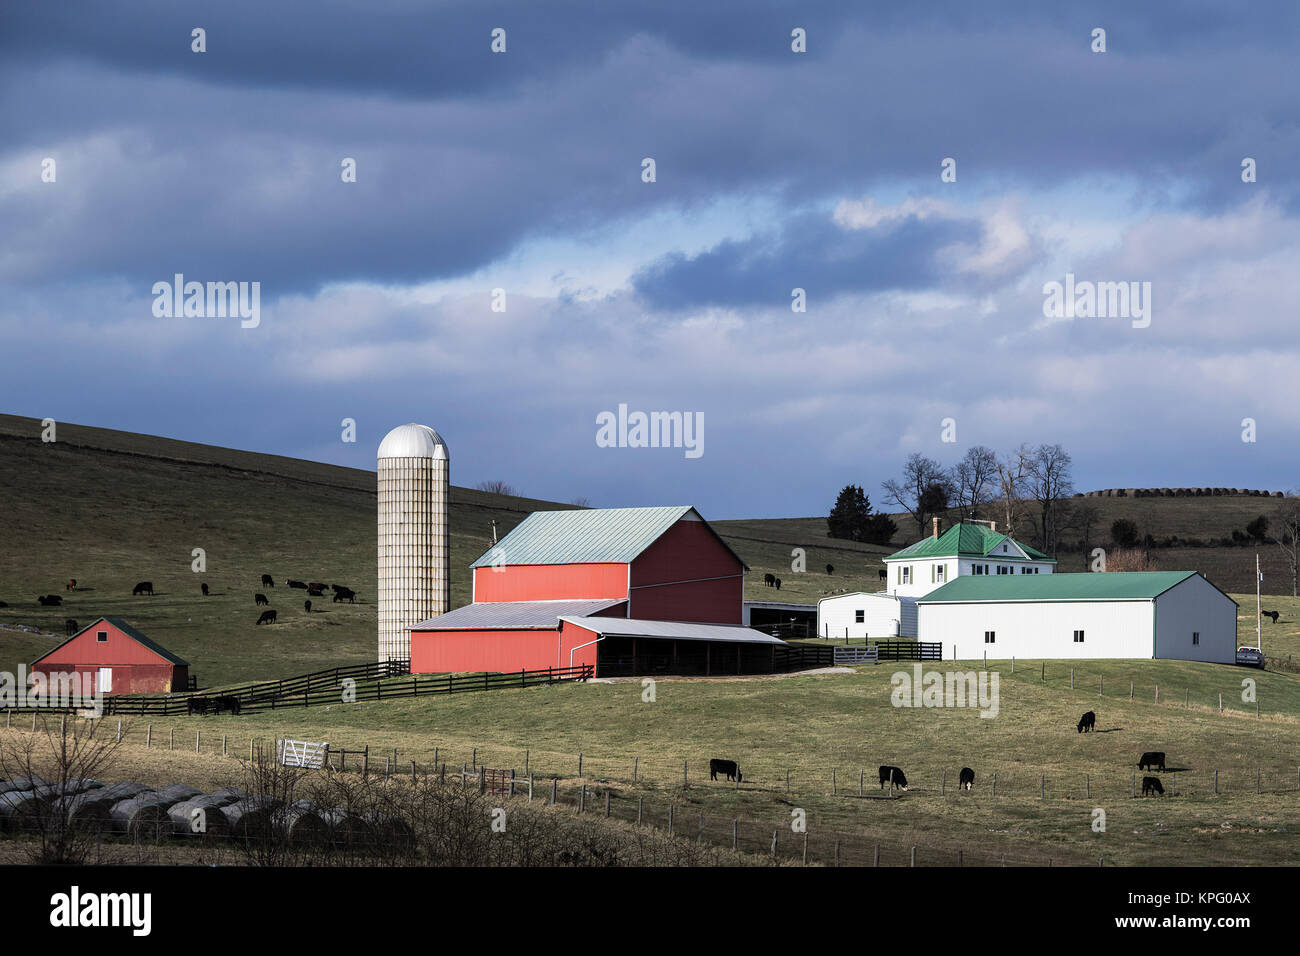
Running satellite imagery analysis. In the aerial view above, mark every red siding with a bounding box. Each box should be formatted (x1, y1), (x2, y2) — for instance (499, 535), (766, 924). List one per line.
(31, 619), (185, 694)
(410, 625), (599, 674)
(629, 519), (744, 624)
(473, 563), (628, 603)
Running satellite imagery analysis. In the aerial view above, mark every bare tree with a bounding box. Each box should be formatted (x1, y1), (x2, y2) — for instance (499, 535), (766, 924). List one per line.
(953, 445), (998, 519)
(883, 454), (954, 538)
(1026, 443), (1075, 554)
(1274, 494), (1300, 597)
(476, 480), (518, 496)
(569, 496), (592, 508)
(1105, 547), (1159, 572)
(994, 444), (1034, 537)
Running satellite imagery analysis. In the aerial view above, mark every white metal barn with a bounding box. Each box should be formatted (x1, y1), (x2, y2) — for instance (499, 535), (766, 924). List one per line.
(817, 592), (919, 640)
(917, 571), (1237, 663)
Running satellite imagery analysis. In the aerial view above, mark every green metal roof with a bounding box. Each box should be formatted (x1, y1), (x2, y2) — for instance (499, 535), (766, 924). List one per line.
(886, 523), (1052, 562)
(469, 506), (746, 569)
(31, 616), (189, 667)
(916, 571), (1199, 604)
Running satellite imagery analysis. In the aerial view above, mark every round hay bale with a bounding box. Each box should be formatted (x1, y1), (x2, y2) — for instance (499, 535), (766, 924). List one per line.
(220, 797), (280, 840)
(206, 787), (247, 807)
(155, 783), (202, 806)
(55, 793), (113, 833)
(0, 776), (50, 795)
(319, 807), (367, 846)
(168, 797), (232, 838)
(283, 801), (329, 845)
(96, 781), (152, 803)
(363, 811), (414, 851)
(108, 797), (170, 841)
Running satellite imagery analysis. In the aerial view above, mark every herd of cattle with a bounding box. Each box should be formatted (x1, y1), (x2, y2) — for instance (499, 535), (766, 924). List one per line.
(0, 776), (410, 847)
(709, 710), (1175, 799)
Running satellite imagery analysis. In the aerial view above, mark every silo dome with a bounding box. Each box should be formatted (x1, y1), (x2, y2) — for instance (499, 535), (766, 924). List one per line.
(378, 423), (448, 460)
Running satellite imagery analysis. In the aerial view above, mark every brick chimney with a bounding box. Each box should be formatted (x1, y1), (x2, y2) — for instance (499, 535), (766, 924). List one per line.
(932, 516), (940, 539)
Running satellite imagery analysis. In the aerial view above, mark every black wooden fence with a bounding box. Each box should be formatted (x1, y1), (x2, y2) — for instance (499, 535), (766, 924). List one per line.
(871, 641), (942, 661)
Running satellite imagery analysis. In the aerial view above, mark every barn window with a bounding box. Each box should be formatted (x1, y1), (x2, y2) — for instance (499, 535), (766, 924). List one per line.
(855, 610), (864, 623)
(96, 631), (107, 643)
(984, 631), (996, 644)
(1192, 632), (1200, 645)
(1073, 630), (1085, 643)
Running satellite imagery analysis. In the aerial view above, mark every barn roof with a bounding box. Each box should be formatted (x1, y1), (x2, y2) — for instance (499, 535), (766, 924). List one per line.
(559, 616), (787, 645)
(916, 571), (1208, 604)
(469, 505), (747, 570)
(886, 524), (1053, 563)
(409, 599), (625, 631)
(30, 617), (189, 667)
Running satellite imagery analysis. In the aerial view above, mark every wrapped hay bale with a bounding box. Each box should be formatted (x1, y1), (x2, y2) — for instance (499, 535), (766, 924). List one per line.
(283, 801), (328, 845)
(0, 776), (50, 795)
(206, 787), (248, 807)
(109, 797), (171, 841)
(155, 783), (202, 805)
(319, 807), (367, 846)
(220, 796), (282, 840)
(0, 790), (44, 834)
(53, 792), (112, 833)
(169, 796), (232, 838)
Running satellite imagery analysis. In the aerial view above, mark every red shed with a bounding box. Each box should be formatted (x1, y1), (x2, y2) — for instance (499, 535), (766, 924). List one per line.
(411, 505), (754, 674)
(30, 617), (190, 695)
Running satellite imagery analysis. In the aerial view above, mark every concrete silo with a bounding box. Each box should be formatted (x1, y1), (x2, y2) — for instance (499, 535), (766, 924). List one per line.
(377, 423), (449, 664)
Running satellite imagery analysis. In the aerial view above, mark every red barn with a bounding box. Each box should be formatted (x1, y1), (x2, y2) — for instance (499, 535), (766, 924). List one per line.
(410, 505), (780, 675)
(30, 617), (189, 695)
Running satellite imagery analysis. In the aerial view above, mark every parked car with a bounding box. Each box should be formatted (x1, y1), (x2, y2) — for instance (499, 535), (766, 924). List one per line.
(1236, 646), (1265, 668)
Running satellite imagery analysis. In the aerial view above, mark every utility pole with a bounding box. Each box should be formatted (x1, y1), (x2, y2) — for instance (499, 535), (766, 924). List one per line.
(1256, 553), (1263, 653)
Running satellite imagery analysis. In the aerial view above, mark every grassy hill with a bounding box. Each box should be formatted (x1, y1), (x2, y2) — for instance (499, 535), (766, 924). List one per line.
(2, 412), (1296, 686)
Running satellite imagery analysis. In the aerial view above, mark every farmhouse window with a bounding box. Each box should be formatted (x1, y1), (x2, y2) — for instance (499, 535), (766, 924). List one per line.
(96, 631), (107, 643)
(901, 567), (912, 585)
(1073, 630), (1085, 643)
(936, 564), (946, 583)
(855, 610), (865, 623)
(984, 631), (996, 643)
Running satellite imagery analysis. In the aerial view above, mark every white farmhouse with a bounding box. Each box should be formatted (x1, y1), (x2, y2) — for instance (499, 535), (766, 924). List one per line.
(883, 519), (1056, 599)
(917, 571), (1238, 663)
(817, 592), (918, 639)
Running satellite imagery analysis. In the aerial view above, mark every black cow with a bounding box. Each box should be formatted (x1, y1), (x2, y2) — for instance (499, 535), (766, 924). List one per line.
(1077, 711), (1096, 733)
(255, 593), (269, 606)
(65, 619), (79, 636)
(304, 600), (312, 613)
(878, 569), (887, 581)
(1137, 751), (1166, 772)
(763, 573), (776, 587)
(306, 586), (324, 597)
(256, 610), (277, 625)
(187, 697), (210, 715)
(307, 582), (328, 592)
(0, 601), (8, 608)
(774, 577), (782, 590)
(959, 767), (975, 791)
(200, 582), (209, 596)
(132, 581), (153, 596)
(37, 594), (62, 606)
(1141, 776), (1164, 796)
(879, 765), (909, 791)
(709, 759), (741, 782)
(1263, 609), (1279, 624)
(287, 580), (307, 589)
(261, 574), (275, 588)
(333, 586), (357, 603)
(826, 564), (834, 575)
(214, 695), (242, 715)
(66, 578), (77, 591)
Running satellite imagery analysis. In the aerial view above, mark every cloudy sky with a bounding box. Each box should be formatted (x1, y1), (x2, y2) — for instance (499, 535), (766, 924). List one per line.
(3, 1), (1297, 519)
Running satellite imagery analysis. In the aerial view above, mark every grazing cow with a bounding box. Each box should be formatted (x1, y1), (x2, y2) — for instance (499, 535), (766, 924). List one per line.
(959, 767), (975, 791)
(774, 577), (782, 590)
(306, 586), (324, 597)
(878, 569), (887, 582)
(187, 697), (210, 716)
(304, 600), (312, 613)
(37, 594), (62, 606)
(709, 759), (741, 782)
(1137, 751), (1167, 772)
(287, 580), (307, 589)
(763, 573), (776, 587)
(307, 582), (328, 592)
(826, 564), (834, 575)
(1141, 776), (1164, 797)
(333, 586), (356, 603)
(261, 574), (274, 588)
(254, 593), (269, 606)
(200, 582), (209, 596)
(132, 581), (153, 596)
(65, 578), (76, 591)
(879, 765), (909, 791)
(1263, 609), (1279, 624)
(214, 695), (242, 715)
(256, 610), (277, 625)
(1077, 711), (1096, 733)
(65, 619), (79, 637)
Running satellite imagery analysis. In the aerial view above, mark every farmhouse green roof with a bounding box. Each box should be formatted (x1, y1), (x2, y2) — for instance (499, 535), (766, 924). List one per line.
(886, 523), (1053, 563)
(916, 571), (1202, 604)
(469, 505), (747, 569)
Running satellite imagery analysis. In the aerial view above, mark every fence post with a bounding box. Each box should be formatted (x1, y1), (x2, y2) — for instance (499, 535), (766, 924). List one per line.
(473, 747), (477, 770)
(412, 761), (417, 784)
(1155, 685), (1159, 704)
(579, 785), (585, 813)
(529, 774), (534, 801)
(363, 746), (369, 778)
(770, 830), (777, 857)
(874, 844), (880, 867)
(786, 769), (790, 794)
(803, 832), (808, 865)
(1040, 774), (1044, 799)
(835, 841), (841, 867)
(942, 770), (946, 796)
(1099, 676), (1103, 697)
(1011, 656), (1014, 674)
(195, 731), (200, 754)
(860, 769), (865, 796)
(638, 797), (643, 825)
(1219, 693), (1223, 713)
(1131, 773), (1136, 798)
(1130, 680), (1133, 699)
(668, 805), (673, 836)
(1257, 770), (1261, 794)
(684, 761), (688, 789)
(578, 753), (582, 776)
(169, 728), (173, 750)
(992, 772), (997, 798)
(551, 778), (558, 805)
(385, 757), (391, 778)
(32, 712), (36, 732)
(222, 735), (227, 757)
(1071, 668), (1074, 690)
(434, 746), (439, 766)
(1040, 662), (1045, 681)
(605, 789), (611, 817)
(116, 720), (122, 743)
(910, 846), (916, 867)
(1086, 773), (1090, 799)
(1214, 770), (1219, 795)
(146, 724), (151, 748)
(832, 769), (837, 795)
(525, 749), (529, 776)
